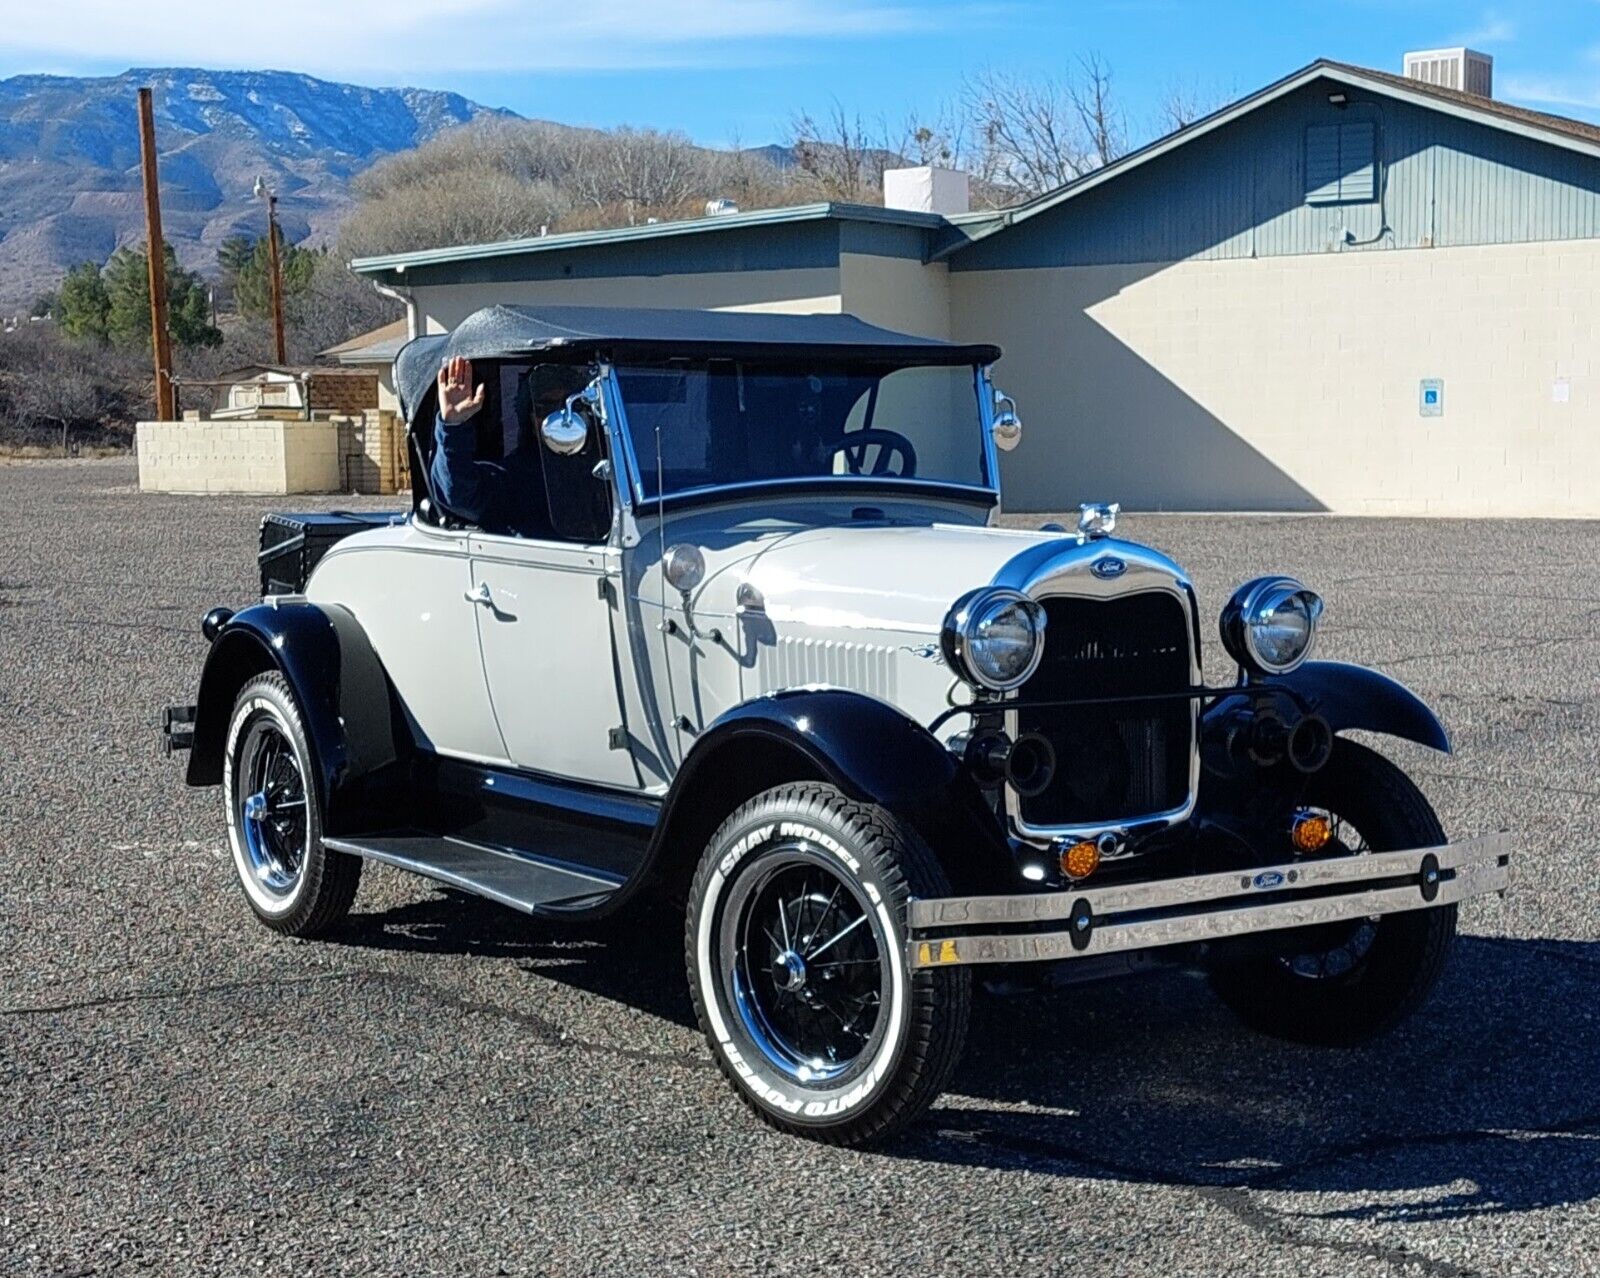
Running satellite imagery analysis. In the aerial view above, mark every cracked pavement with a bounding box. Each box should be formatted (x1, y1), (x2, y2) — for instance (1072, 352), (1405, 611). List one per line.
(1, 460), (1596, 1276)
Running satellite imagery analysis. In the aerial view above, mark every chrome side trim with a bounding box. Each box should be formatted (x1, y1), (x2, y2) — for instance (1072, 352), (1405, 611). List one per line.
(906, 833), (1510, 969)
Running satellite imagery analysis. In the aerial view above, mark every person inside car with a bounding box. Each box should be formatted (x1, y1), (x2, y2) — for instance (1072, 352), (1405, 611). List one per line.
(430, 356), (589, 536)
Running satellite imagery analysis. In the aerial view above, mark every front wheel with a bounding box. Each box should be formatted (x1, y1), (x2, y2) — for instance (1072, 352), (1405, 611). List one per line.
(1209, 740), (1457, 1044)
(686, 784), (970, 1146)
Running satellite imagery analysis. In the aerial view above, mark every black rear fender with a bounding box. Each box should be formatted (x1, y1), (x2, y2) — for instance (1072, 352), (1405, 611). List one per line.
(186, 602), (408, 834)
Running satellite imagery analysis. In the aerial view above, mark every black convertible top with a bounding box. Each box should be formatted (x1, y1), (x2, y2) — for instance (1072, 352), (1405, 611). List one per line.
(394, 304), (1001, 421)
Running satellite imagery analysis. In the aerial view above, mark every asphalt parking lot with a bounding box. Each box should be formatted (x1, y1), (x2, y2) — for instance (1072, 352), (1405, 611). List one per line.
(2, 458), (1596, 1277)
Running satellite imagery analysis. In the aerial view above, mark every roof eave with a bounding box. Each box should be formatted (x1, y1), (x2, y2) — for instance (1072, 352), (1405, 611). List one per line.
(350, 201), (953, 279)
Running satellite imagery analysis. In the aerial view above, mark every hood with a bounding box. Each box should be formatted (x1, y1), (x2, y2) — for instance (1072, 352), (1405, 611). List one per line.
(694, 522), (1052, 633)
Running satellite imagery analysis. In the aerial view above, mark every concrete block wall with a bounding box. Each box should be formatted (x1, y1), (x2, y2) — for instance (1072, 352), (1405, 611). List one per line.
(136, 419), (341, 494)
(309, 371), (381, 416)
(335, 410), (410, 495)
(954, 238), (1600, 515)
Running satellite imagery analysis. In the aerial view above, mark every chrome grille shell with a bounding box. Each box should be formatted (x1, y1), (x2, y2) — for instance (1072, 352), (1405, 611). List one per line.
(988, 537), (1202, 843)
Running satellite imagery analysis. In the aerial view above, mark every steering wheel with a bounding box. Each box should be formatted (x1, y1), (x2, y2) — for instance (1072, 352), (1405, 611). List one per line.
(830, 429), (918, 477)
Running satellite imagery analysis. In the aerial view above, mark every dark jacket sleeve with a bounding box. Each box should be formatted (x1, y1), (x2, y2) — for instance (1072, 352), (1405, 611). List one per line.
(430, 411), (489, 523)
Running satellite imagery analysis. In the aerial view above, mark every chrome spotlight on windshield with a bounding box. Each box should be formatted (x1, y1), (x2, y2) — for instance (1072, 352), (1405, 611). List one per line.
(1219, 576), (1324, 676)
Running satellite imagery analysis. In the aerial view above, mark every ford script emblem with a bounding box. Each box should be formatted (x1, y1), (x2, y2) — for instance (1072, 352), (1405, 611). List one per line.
(1091, 556), (1126, 580)
(1253, 871), (1285, 890)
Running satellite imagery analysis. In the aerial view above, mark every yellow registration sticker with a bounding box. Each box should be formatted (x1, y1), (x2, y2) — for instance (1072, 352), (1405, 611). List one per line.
(917, 940), (960, 965)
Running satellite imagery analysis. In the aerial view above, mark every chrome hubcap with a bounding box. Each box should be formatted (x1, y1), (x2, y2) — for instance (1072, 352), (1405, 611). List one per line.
(772, 950), (808, 993)
(236, 718), (308, 898)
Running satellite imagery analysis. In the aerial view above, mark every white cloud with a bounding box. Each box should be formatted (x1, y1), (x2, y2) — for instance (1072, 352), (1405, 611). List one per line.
(1, 0), (943, 75)
(1451, 11), (1517, 48)
(1498, 73), (1600, 112)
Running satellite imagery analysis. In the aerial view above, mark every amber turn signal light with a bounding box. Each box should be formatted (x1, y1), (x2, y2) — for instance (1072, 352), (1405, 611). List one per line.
(1060, 839), (1101, 881)
(1291, 811), (1333, 853)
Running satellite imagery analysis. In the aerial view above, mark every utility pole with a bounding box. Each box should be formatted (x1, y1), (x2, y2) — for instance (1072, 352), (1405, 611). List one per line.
(137, 87), (175, 421)
(254, 176), (287, 364)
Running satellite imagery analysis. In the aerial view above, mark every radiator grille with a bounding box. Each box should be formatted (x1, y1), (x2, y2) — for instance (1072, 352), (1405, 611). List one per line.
(1016, 591), (1194, 828)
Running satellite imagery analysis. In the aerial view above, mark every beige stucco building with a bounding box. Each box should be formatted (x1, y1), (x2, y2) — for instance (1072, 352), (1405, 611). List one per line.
(353, 58), (1600, 517)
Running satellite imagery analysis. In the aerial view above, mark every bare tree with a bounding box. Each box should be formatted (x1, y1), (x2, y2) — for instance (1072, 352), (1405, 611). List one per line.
(789, 104), (892, 201)
(959, 57), (1130, 203)
(1068, 53), (1124, 170)
(964, 69), (1076, 199)
(1155, 76), (1232, 134)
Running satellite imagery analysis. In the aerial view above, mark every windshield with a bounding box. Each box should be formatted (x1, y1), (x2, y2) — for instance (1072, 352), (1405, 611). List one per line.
(614, 361), (991, 502)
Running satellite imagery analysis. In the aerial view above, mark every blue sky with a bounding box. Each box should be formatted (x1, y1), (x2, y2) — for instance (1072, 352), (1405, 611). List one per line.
(5, 1), (1599, 145)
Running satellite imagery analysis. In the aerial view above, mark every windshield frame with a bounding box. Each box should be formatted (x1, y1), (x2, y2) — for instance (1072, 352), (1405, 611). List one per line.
(603, 358), (1002, 514)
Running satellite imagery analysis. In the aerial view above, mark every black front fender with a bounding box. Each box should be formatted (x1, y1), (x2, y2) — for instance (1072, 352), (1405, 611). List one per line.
(1262, 660), (1451, 753)
(651, 689), (1011, 893)
(186, 601), (406, 833)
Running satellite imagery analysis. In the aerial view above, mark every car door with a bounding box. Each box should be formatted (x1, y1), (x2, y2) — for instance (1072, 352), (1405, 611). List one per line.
(306, 518), (510, 766)
(468, 533), (643, 788)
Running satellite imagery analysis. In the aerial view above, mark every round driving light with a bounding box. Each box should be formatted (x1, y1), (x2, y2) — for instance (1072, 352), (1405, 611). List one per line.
(1291, 810), (1333, 853)
(1060, 839), (1101, 881)
(941, 588), (1047, 692)
(663, 543), (706, 594)
(1219, 576), (1324, 676)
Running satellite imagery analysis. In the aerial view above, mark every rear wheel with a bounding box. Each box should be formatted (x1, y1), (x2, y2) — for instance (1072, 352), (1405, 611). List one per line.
(686, 783), (969, 1146)
(223, 672), (360, 937)
(1210, 740), (1457, 1044)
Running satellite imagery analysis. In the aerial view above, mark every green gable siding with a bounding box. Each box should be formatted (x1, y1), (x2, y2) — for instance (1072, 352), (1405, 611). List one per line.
(952, 77), (1600, 271)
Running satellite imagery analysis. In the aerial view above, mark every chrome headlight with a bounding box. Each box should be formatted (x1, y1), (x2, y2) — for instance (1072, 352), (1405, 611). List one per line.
(1220, 576), (1324, 675)
(942, 588), (1047, 692)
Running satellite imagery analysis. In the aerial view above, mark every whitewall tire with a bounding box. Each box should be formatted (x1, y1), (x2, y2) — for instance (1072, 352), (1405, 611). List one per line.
(686, 783), (969, 1146)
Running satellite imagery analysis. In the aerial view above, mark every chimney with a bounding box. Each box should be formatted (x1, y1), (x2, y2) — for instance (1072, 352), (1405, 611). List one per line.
(1403, 47), (1493, 98)
(883, 165), (970, 216)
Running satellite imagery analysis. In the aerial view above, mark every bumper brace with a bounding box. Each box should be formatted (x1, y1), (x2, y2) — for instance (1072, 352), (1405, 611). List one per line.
(162, 704), (196, 755)
(907, 833), (1511, 970)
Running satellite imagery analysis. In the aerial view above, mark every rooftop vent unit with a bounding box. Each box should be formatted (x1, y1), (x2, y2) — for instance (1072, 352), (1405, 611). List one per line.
(883, 166), (971, 216)
(1403, 47), (1493, 98)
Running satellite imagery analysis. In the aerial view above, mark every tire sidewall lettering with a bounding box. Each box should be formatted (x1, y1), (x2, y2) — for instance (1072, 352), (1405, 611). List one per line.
(696, 812), (908, 1124)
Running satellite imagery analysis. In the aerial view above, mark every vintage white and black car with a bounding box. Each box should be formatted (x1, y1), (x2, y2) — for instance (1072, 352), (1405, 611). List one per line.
(165, 305), (1511, 1146)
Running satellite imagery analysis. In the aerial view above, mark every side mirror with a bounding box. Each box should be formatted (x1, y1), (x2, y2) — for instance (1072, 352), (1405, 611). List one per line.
(992, 391), (1022, 452)
(540, 378), (603, 456)
(540, 408), (588, 456)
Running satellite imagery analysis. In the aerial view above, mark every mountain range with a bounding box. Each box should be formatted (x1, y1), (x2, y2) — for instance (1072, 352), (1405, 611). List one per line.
(0, 67), (518, 309)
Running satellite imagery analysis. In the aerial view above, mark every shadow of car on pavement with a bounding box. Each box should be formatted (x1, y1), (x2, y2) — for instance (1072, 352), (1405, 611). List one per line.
(334, 887), (1600, 1221)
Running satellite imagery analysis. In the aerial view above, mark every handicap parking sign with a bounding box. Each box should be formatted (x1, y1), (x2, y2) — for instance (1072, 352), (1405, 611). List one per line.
(1419, 378), (1444, 417)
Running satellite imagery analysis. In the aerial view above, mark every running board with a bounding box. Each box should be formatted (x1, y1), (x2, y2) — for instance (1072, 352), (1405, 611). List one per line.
(323, 834), (624, 915)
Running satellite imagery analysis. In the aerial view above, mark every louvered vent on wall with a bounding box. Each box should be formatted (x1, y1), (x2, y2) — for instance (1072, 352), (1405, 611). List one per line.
(1305, 122), (1376, 205)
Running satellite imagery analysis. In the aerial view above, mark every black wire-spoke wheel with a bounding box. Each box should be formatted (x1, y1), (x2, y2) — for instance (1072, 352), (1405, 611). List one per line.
(688, 783), (970, 1146)
(726, 848), (890, 1086)
(237, 718), (309, 898)
(1210, 740), (1458, 1045)
(223, 672), (360, 937)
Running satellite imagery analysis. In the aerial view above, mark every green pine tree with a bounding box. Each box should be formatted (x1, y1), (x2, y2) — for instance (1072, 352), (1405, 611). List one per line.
(52, 262), (110, 341)
(100, 243), (221, 350)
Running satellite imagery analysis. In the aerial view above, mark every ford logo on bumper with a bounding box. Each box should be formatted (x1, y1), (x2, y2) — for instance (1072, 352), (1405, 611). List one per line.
(1091, 556), (1127, 580)
(1253, 871), (1285, 890)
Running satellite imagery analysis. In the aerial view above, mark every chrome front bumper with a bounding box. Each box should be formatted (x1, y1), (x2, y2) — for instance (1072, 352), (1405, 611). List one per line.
(907, 833), (1511, 970)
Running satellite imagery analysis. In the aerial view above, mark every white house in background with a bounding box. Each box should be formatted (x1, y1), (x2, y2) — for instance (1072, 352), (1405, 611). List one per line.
(352, 54), (1600, 517)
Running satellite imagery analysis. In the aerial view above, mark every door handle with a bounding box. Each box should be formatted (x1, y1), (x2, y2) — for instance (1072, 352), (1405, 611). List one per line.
(464, 582), (494, 606)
